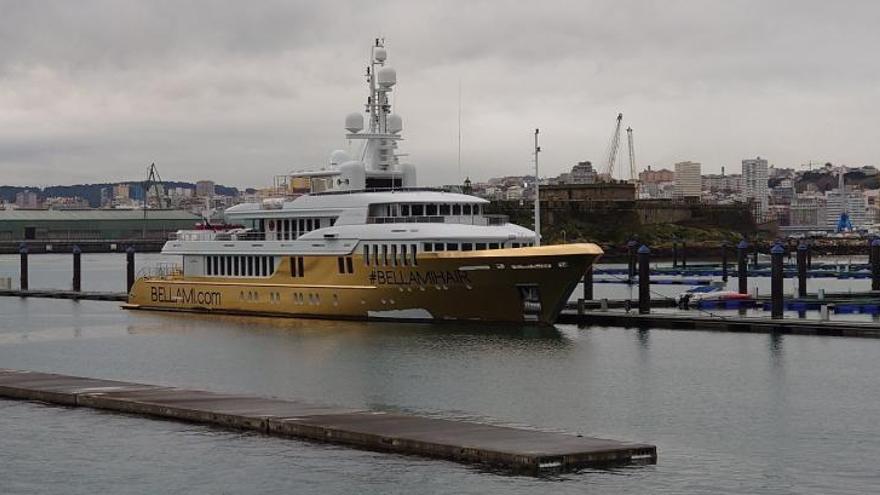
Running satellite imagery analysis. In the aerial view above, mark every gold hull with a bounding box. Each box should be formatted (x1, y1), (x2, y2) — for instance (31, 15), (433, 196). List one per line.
(125, 243), (602, 325)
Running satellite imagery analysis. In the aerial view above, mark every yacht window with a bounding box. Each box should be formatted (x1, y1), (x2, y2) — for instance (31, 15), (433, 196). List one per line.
(426, 204), (437, 216)
(306, 219), (313, 231)
(423, 242), (433, 252)
(463, 204), (472, 215)
(439, 204), (450, 215)
(338, 257), (345, 274)
(401, 245), (408, 266)
(401, 204), (410, 216)
(476, 243), (486, 250)
(512, 242), (520, 248)
(411, 244), (418, 266)
(298, 219), (305, 234)
(298, 257), (304, 276)
(261, 256), (268, 275)
(391, 245), (398, 266)
(382, 245), (388, 265)
(245, 256), (252, 276)
(330, 218), (337, 226)
(489, 243), (499, 249)
(269, 257), (275, 275)
(411, 204), (424, 216)
(346, 257), (353, 274)
(434, 243), (445, 251)
(206, 256), (213, 275)
(226, 257), (233, 276)
(475, 204), (482, 215)
(372, 244), (380, 265)
(389, 204), (399, 217)
(446, 243), (459, 251)
(363, 245), (370, 265)
(462, 243), (473, 251)
(452, 204), (461, 215)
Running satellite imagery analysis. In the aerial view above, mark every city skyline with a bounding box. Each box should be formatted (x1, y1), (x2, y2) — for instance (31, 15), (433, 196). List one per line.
(2, 1), (879, 188)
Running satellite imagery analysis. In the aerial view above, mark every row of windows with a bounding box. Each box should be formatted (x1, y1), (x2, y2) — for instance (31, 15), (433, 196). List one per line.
(290, 256), (306, 277)
(270, 217), (335, 240)
(363, 244), (419, 267)
(371, 203), (483, 217)
(422, 241), (534, 252)
(207, 256), (275, 277)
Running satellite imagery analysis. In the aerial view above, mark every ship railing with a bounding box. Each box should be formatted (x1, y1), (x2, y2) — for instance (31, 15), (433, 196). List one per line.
(367, 216), (445, 224)
(483, 214), (509, 226)
(170, 230), (265, 242)
(137, 262), (183, 279)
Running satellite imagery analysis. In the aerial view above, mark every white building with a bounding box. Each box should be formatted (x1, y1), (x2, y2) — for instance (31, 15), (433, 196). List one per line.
(742, 157), (769, 221)
(673, 161), (701, 199)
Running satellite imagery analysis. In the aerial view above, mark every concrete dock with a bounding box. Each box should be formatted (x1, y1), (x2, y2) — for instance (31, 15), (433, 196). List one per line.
(561, 310), (880, 338)
(0, 288), (126, 301)
(0, 369), (656, 474)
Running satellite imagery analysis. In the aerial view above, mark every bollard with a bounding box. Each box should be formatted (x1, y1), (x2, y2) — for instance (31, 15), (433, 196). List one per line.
(599, 298), (608, 312)
(72, 245), (82, 292)
(19, 243), (28, 291)
(672, 240), (679, 268)
(638, 245), (651, 314)
(820, 304), (830, 321)
(871, 239), (880, 290)
(770, 243), (784, 319)
(806, 242), (812, 269)
(126, 246), (136, 293)
(797, 242), (808, 298)
(721, 242), (729, 282)
(626, 240), (638, 284)
(737, 239), (748, 294)
(583, 266), (594, 301)
(681, 241), (687, 269)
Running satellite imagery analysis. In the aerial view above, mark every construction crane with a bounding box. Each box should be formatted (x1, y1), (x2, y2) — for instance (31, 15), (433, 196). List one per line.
(626, 126), (637, 184)
(142, 163), (166, 238)
(602, 113), (624, 181)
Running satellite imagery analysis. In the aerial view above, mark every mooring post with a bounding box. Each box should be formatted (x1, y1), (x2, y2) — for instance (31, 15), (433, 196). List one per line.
(771, 243), (784, 319)
(737, 239), (748, 294)
(19, 243), (28, 291)
(872, 239), (880, 292)
(681, 241), (687, 269)
(721, 242), (729, 282)
(638, 244), (651, 314)
(126, 246), (136, 293)
(627, 240), (638, 284)
(672, 239), (678, 268)
(752, 242), (759, 268)
(806, 241), (813, 269)
(72, 245), (82, 292)
(797, 242), (808, 298)
(582, 265), (594, 300)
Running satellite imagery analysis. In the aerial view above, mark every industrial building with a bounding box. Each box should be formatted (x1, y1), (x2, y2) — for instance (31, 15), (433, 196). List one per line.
(0, 209), (200, 241)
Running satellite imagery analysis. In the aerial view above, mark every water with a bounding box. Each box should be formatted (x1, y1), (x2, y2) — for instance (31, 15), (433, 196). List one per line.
(1, 255), (879, 494)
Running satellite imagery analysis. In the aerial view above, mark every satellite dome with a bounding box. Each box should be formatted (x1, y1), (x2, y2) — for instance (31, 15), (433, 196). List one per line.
(345, 112), (364, 133)
(387, 114), (403, 134)
(329, 149), (351, 166)
(374, 47), (387, 62)
(377, 67), (396, 87)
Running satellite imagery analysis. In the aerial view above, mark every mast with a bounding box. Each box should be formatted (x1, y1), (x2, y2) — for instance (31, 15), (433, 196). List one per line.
(534, 128), (541, 246)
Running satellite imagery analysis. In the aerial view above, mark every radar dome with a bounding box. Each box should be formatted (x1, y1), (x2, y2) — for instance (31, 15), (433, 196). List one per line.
(377, 67), (396, 87)
(329, 150), (351, 166)
(387, 114), (403, 134)
(374, 47), (387, 62)
(344, 112), (364, 133)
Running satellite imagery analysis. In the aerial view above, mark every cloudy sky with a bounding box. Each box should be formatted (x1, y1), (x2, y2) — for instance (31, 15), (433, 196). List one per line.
(1, 0), (878, 188)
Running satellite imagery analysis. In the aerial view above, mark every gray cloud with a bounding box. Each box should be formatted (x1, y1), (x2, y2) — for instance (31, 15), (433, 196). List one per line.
(1, 0), (878, 188)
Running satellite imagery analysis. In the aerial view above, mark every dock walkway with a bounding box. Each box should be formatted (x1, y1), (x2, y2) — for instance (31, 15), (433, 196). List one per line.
(0, 289), (126, 301)
(0, 369), (656, 474)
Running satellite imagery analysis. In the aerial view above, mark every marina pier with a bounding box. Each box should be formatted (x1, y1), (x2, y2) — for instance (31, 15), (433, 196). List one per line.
(0, 368), (656, 474)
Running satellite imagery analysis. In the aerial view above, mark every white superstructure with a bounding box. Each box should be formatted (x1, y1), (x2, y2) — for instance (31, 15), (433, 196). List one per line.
(164, 39), (537, 276)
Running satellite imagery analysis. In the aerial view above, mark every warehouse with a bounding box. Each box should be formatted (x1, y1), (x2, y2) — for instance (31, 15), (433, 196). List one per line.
(0, 209), (200, 241)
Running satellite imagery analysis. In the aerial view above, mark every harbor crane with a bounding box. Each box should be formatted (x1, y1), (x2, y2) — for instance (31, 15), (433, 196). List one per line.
(602, 113), (624, 181)
(602, 113), (639, 183)
(141, 162), (166, 238)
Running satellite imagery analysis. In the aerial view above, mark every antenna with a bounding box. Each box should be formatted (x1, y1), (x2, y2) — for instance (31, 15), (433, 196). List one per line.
(457, 79), (462, 185)
(534, 128), (541, 246)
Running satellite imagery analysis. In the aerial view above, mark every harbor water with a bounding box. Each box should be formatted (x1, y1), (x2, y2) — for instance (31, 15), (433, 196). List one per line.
(1, 254), (879, 494)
